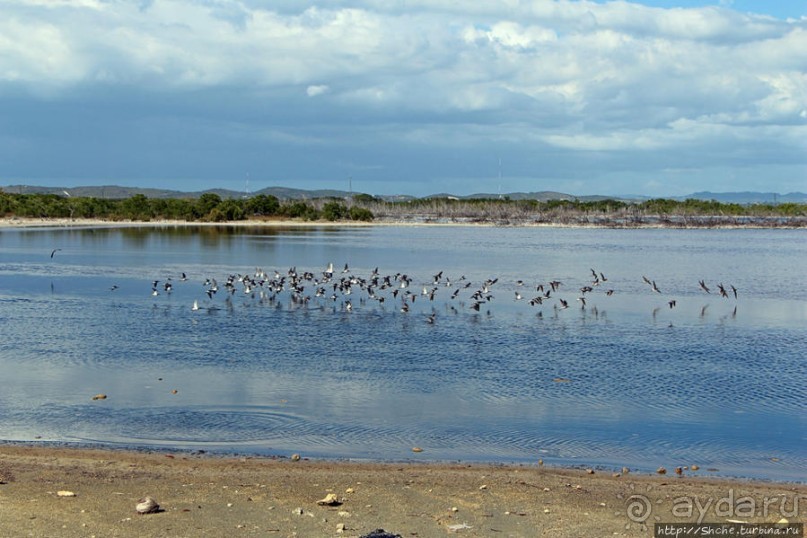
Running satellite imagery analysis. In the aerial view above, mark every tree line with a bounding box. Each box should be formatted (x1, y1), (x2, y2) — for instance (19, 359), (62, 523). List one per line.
(0, 192), (374, 222)
(1, 190), (805, 226)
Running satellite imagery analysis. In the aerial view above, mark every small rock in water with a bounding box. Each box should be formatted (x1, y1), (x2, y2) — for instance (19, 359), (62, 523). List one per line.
(136, 496), (160, 514)
(690, 464), (700, 471)
(656, 467), (667, 475)
(290, 453), (301, 462)
(91, 394), (107, 400)
(411, 447), (423, 453)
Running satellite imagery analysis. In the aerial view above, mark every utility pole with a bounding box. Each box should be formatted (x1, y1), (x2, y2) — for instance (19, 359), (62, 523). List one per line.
(498, 157), (502, 199)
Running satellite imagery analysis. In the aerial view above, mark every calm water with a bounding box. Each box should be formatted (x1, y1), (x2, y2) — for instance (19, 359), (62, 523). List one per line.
(0, 225), (805, 481)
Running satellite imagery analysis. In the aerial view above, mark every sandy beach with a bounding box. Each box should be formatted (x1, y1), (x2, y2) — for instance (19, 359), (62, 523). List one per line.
(0, 445), (803, 537)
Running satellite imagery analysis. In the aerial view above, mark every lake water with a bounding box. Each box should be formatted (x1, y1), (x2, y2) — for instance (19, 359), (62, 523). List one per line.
(0, 224), (805, 481)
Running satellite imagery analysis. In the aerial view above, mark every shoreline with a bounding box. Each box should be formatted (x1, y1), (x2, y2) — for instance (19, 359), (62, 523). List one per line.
(1, 216), (805, 230)
(1, 445), (804, 537)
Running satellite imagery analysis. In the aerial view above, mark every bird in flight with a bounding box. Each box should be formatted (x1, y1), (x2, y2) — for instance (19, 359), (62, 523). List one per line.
(50, 248), (62, 258)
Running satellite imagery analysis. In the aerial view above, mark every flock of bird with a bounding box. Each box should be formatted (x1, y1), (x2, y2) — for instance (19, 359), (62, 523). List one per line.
(140, 261), (739, 323)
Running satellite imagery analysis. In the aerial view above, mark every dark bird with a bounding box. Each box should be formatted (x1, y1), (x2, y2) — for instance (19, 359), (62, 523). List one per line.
(668, 300), (676, 309)
(50, 248), (62, 258)
(717, 283), (728, 298)
(730, 285), (738, 299)
(699, 280), (711, 294)
(651, 281), (661, 294)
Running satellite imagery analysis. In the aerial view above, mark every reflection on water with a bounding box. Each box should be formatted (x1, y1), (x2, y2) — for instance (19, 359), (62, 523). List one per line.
(0, 225), (805, 480)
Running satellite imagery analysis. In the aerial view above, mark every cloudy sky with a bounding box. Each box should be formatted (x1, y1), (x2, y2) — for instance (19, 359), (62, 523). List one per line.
(1, 0), (805, 197)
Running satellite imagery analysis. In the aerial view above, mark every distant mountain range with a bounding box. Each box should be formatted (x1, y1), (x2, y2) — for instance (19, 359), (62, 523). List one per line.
(1, 184), (805, 204)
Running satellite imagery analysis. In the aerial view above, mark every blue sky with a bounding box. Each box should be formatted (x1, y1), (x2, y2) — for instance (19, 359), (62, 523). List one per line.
(1, 0), (805, 197)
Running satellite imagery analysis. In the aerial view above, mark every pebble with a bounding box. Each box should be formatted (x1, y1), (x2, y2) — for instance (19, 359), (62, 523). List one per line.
(57, 491), (77, 497)
(411, 447), (423, 453)
(336, 522), (346, 533)
(291, 453), (301, 462)
(91, 394), (107, 401)
(656, 467), (667, 475)
(316, 493), (341, 506)
(135, 496), (160, 514)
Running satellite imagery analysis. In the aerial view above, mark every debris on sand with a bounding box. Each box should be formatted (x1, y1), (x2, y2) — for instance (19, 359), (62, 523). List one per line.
(360, 530), (403, 538)
(316, 493), (342, 506)
(136, 496), (161, 514)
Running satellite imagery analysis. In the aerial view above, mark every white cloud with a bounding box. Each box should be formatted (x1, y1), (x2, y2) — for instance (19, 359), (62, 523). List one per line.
(306, 84), (329, 97)
(0, 0), (804, 194)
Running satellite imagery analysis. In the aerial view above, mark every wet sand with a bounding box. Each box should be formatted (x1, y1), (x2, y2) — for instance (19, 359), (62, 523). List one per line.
(0, 445), (803, 537)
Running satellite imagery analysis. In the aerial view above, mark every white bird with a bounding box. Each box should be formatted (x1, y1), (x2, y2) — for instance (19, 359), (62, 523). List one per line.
(192, 300), (199, 311)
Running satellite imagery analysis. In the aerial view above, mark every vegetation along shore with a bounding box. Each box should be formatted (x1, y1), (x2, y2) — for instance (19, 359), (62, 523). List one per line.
(1, 189), (806, 227)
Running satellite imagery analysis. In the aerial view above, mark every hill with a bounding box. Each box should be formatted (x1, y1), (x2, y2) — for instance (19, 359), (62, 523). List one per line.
(2, 184), (805, 204)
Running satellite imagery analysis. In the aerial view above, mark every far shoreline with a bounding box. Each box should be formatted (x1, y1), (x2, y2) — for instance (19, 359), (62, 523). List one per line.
(2, 216), (806, 230)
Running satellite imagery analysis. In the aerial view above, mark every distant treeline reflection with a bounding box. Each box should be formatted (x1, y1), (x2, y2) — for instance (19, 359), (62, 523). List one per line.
(1, 190), (805, 227)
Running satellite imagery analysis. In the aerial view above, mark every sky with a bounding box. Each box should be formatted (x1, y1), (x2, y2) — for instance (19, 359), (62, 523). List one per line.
(1, 0), (805, 197)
